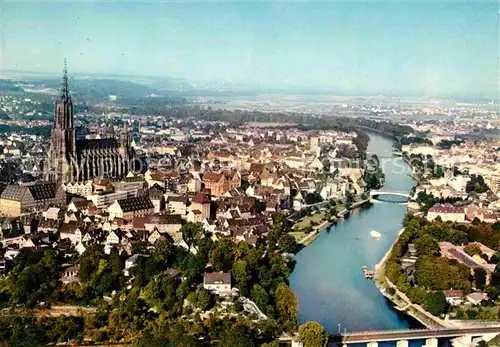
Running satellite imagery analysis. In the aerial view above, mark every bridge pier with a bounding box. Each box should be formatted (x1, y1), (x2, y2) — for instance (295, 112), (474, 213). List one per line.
(451, 335), (470, 347)
(396, 340), (409, 347)
(424, 337), (438, 347)
(367, 342), (378, 347)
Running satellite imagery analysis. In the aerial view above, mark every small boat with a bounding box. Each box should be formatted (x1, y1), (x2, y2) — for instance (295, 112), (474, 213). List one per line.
(370, 230), (381, 238)
(362, 265), (374, 279)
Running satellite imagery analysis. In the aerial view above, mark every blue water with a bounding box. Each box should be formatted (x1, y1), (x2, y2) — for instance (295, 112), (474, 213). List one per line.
(289, 133), (452, 346)
(289, 203), (414, 331)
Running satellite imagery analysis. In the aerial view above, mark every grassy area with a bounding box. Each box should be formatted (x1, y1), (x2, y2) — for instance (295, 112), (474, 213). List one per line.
(289, 231), (319, 246)
(336, 204), (346, 212)
(301, 233), (319, 246)
(293, 204), (345, 230)
(289, 231), (309, 242)
(293, 212), (326, 230)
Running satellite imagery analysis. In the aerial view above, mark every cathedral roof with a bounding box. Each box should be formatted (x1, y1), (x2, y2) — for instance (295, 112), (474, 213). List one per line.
(76, 138), (120, 152)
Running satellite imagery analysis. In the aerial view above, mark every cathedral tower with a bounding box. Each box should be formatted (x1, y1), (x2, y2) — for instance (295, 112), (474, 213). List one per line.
(48, 60), (77, 182)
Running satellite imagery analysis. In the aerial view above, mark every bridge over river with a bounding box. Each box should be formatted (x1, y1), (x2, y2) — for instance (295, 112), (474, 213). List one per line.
(336, 326), (500, 346)
(366, 150), (403, 159)
(370, 190), (410, 199)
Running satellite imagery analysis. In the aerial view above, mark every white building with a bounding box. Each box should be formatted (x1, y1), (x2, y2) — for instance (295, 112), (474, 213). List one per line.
(203, 271), (232, 295)
(426, 204), (465, 223)
(88, 190), (128, 209)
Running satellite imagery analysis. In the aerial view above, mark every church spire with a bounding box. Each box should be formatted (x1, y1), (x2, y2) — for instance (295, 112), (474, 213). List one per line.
(60, 59), (70, 100)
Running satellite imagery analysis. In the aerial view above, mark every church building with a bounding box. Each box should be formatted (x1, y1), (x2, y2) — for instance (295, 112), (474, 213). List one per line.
(47, 62), (134, 183)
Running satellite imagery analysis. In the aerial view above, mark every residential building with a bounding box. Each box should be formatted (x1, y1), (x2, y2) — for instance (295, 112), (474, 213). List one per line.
(190, 192), (211, 220)
(88, 190), (128, 210)
(143, 214), (182, 235)
(166, 195), (188, 215)
(426, 204), (465, 223)
(203, 271), (232, 295)
(108, 196), (154, 220)
(203, 172), (225, 197)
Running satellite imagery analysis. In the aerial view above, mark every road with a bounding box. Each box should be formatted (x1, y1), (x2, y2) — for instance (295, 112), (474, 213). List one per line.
(341, 326), (500, 343)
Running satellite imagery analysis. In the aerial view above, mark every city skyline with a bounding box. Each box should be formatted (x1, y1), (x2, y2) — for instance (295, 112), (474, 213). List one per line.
(1, 1), (499, 98)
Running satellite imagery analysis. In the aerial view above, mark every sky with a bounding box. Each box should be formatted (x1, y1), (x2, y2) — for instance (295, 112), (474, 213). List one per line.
(1, 1), (499, 97)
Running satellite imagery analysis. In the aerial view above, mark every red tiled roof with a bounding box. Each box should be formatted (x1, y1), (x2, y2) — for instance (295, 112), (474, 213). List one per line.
(203, 172), (223, 183)
(192, 192), (211, 205)
(203, 271), (231, 285)
(443, 290), (463, 298)
(428, 203), (464, 214)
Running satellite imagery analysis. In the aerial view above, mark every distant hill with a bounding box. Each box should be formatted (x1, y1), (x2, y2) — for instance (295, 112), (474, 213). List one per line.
(0, 80), (24, 93)
(27, 77), (159, 101)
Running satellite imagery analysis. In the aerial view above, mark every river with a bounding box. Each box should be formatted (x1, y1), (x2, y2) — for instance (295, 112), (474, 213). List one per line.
(289, 133), (443, 346)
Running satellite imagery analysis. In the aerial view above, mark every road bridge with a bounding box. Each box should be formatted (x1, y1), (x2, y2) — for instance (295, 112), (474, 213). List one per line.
(366, 150), (403, 159)
(337, 326), (500, 345)
(370, 190), (410, 199)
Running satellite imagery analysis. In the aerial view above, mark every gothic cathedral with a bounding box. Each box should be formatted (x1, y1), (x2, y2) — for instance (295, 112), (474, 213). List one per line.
(47, 62), (134, 183)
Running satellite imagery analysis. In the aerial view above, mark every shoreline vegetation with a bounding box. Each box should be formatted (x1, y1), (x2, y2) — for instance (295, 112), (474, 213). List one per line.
(371, 133), (500, 341)
(369, 133), (449, 329)
(374, 228), (449, 329)
(291, 199), (369, 249)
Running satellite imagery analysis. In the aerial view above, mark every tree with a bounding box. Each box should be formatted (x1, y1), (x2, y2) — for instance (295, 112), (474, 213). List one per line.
(472, 217), (481, 226)
(475, 268), (487, 291)
(278, 234), (297, 253)
(464, 243), (482, 257)
(251, 284), (269, 311)
(109, 248), (124, 276)
(232, 260), (249, 293)
(305, 192), (323, 205)
(386, 287), (396, 296)
(210, 238), (235, 271)
(426, 291), (448, 316)
(196, 289), (213, 311)
(466, 175), (489, 194)
(275, 283), (298, 331)
(186, 289), (213, 311)
(79, 246), (104, 282)
(220, 323), (255, 347)
(298, 321), (327, 347)
(414, 234), (438, 256)
(414, 256), (471, 291)
(181, 222), (204, 250)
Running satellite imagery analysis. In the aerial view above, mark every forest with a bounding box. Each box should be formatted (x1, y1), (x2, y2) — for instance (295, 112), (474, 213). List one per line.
(0, 219), (306, 346)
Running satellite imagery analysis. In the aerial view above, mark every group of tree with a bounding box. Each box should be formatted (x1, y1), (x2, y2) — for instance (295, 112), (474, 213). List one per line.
(415, 191), (464, 213)
(385, 215), (500, 316)
(305, 192), (323, 205)
(363, 154), (385, 190)
(0, 220), (304, 345)
(466, 174), (490, 194)
(403, 153), (445, 179)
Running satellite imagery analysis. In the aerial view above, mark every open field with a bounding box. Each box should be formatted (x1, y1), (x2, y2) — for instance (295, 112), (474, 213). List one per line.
(293, 212), (326, 230)
(289, 230), (319, 246)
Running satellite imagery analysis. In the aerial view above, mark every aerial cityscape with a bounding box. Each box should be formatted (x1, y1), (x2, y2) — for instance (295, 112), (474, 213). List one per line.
(0, 1), (499, 347)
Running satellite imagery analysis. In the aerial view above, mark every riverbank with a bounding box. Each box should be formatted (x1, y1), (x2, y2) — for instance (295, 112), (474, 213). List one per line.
(289, 132), (419, 332)
(292, 219), (335, 247)
(291, 198), (371, 249)
(374, 228), (450, 329)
